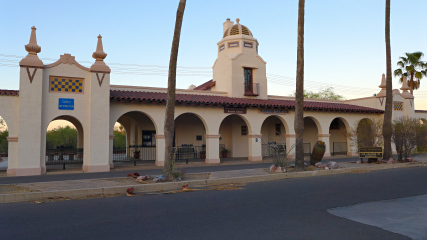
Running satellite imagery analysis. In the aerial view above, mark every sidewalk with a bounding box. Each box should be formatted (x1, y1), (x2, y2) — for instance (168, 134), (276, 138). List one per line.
(1, 155), (426, 204)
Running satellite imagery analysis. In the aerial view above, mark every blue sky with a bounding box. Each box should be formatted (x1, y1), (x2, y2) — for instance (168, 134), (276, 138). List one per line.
(1, 0), (426, 110)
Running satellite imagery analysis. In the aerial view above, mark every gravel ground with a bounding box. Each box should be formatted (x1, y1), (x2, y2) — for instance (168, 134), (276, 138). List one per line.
(0, 185), (40, 194)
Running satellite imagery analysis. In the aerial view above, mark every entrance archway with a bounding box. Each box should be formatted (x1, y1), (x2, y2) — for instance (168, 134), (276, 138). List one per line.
(260, 116), (287, 157)
(45, 116), (84, 170)
(0, 117), (8, 165)
(174, 113), (207, 160)
(329, 118), (349, 155)
(219, 114), (250, 158)
(303, 117), (319, 155)
(114, 111), (157, 164)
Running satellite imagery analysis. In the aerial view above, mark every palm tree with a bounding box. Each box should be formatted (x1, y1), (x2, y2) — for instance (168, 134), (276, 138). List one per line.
(164, 0), (186, 180)
(294, 0), (305, 169)
(394, 52), (427, 95)
(383, 0), (392, 160)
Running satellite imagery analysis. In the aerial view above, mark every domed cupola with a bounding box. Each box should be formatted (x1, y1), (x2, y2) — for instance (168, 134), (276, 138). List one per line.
(223, 18), (253, 38)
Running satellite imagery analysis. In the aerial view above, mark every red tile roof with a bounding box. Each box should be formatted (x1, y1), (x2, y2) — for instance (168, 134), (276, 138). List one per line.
(193, 80), (215, 90)
(110, 90), (384, 113)
(0, 89), (19, 96)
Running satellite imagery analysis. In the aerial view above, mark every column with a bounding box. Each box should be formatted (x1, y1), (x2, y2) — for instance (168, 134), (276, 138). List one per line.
(155, 134), (165, 166)
(205, 134), (220, 164)
(285, 134), (296, 159)
(248, 134), (262, 161)
(109, 135), (114, 168)
(317, 134), (331, 157)
(347, 134), (358, 156)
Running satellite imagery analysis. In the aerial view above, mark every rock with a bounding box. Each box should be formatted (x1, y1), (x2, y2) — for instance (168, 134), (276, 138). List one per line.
(328, 161), (339, 169)
(356, 160), (361, 164)
(325, 167), (329, 170)
(387, 158), (395, 164)
(315, 162), (324, 168)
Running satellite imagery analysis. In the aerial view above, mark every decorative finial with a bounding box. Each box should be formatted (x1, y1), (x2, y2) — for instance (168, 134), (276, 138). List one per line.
(90, 34), (110, 72)
(25, 26), (41, 55)
(20, 26), (43, 67)
(378, 73), (386, 88)
(236, 18), (240, 24)
(92, 34), (107, 61)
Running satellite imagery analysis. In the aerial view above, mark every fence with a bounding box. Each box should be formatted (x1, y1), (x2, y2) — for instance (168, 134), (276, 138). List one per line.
(113, 145), (156, 165)
(332, 142), (347, 155)
(46, 147), (83, 169)
(173, 145), (206, 163)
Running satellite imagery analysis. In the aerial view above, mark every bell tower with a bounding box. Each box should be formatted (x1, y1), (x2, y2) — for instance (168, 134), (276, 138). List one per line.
(212, 18), (267, 99)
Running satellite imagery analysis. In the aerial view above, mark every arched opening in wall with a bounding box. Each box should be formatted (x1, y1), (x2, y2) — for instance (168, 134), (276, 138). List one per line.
(303, 117), (319, 156)
(356, 118), (374, 149)
(113, 111), (156, 165)
(329, 118), (349, 156)
(174, 113), (207, 161)
(45, 116), (83, 171)
(260, 116), (287, 158)
(0, 117), (9, 170)
(219, 114), (249, 159)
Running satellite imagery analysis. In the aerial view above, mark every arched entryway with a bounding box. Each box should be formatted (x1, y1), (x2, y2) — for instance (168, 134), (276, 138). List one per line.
(0, 117), (8, 170)
(174, 113), (207, 161)
(329, 118), (349, 155)
(45, 116), (84, 171)
(303, 117), (320, 156)
(113, 111), (157, 165)
(219, 114), (250, 159)
(260, 116), (287, 157)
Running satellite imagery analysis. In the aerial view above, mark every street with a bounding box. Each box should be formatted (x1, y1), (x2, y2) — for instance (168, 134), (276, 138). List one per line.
(2, 166), (426, 239)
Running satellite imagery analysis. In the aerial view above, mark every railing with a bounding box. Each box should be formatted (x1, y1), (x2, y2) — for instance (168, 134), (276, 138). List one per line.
(262, 142), (286, 157)
(333, 142), (347, 155)
(113, 145), (156, 165)
(303, 143), (311, 156)
(46, 148), (83, 169)
(244, 83), (259, 96)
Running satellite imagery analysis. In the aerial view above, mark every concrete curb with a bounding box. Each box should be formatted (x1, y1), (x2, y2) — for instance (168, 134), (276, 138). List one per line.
(1, 162), (426, 204)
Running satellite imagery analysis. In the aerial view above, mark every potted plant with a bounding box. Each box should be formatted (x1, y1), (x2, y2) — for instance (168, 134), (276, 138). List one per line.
(133, 150), (140, 159)
(221, 147), (229, 158)
(199, 150), (206, 159)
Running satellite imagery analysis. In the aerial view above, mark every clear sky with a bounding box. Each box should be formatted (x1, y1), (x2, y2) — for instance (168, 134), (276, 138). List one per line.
(1, 0), (427, 122)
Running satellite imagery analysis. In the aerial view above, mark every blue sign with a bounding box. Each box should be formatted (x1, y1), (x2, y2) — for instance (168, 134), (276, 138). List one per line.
(58, 98), (74, 110)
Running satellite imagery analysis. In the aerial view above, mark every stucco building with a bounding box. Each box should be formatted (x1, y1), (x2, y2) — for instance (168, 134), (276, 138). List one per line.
(1, 19), (426, 176)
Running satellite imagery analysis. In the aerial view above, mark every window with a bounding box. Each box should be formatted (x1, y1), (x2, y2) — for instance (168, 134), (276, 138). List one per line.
(244, 68), (253, 94)
(219, 44), (225, 51)
(142, 130), (156, 147)
(275, 124), (281, 135)
(228, 42), (239, 48)
(241, 126), (248, 136)
(196, 135), (202, 141)
(244, 42), (253, 48)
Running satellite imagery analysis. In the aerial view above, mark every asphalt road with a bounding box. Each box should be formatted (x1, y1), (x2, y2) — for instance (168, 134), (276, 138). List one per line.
(2, 166), (426, 239)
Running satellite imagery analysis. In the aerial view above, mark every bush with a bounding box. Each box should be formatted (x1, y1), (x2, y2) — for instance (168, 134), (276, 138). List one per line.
(392, 117), (422, 161)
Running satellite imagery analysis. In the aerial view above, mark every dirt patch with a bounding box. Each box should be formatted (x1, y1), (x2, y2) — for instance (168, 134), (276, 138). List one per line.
(349, 169), (371, 174)
(103, 173), (211, 185)
(0, 185), (40, 194)
(183, 173), (210, 180)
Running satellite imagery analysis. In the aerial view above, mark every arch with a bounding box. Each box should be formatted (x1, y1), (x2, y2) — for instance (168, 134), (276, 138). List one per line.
(329, 117), (349, 155)
(356, 118), (374, 148)
(260, 115), (288, 143)
(174, 113), (207, 148)
(0, 117), (9, 158)
(44, 115), (84, 170)
(218, 114), (251, 158)
(175, 112), (209, 134)
(303, 116), (322, 134)
(303, 117), (320, 155)
(111, 110), (158, 134)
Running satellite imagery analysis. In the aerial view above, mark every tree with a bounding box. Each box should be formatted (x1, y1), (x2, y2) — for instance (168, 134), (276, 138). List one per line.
(164, 0), (186, 180)
(394, 52), (427, 94)
(113, 130), (126, 149)
(294, 0), (305, 169)
(290, 87), (345, 100)
(383, 0), (393, 160)
(392, 117), (419, 161)
(46, 126), (78, 149)
(0, 129), (8, 154)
